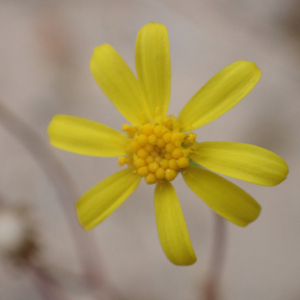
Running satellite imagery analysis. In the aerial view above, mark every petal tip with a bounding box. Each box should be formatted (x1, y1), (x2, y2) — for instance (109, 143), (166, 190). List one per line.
(75, 200), (94, 231)
(172, 255), (197, 266)
(140, 22), (167, 31)
(47, 114), (63, 142)
(166, 249), (197, 266)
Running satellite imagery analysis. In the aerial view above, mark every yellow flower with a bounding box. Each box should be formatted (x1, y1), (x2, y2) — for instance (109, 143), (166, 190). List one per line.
(47, 23), (289, 266)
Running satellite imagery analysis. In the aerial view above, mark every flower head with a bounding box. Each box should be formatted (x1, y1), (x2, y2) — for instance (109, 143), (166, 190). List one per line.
(47, 23), (288, 266)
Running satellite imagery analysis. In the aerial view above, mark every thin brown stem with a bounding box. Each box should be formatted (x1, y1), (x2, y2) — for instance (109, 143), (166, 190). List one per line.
(0, 100), (127, 299)
(203, 213), (227, 300)
(28, 261), (71, 300)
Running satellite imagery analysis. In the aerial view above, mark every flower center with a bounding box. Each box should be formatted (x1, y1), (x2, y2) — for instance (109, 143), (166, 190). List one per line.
(119, 115), (198, 184)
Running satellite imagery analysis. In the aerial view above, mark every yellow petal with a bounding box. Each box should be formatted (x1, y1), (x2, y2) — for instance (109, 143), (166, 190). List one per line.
(76, 169), (141, 230)
(182, 167), (261, 227)
(190, 142), (289, 186)
(90, 44), (148, 125)
(178, 61), (261, 130)
(48, 115), (128, 156)
(135, 23), (171, 121)
(154, 180), (197, 265)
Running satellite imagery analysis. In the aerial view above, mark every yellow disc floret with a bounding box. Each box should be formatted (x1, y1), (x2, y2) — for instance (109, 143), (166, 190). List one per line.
(118, 115), (198, 184)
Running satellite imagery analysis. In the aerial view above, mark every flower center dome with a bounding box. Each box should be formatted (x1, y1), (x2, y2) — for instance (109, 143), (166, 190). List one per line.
(119, 115), (198, 184)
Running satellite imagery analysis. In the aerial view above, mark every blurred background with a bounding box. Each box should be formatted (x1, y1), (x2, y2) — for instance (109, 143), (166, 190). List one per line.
(0, 0), (299, 299)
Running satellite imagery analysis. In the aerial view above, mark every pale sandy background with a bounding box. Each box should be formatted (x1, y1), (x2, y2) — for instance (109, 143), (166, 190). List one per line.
(0, 0), (299, 299)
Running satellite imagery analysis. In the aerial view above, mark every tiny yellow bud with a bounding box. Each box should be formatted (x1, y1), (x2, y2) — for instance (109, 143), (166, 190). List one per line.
(142, 123), (154, 135)
(154, 125), (166, 137)
(122, 124), (136, 134)
(150, 151), (158, 158)
(137, 134), (148, 146)
(131, 140), (141, 152)
(162, 132), (172, 143)
(137, 148), (148, 159)
(155, 167), (165, 179)
(134, 158), (146, 168)
(182, 148), (191, 157)
(160, 159), (169, 169)
(155, 155), (163, 163)
(160, 148), (167, 154)
(164, 153), (172, 160)
(146, 156), (155, 164)
(165, 168), (177, 181)
(186, 132), (197, 143)
(144, 144), (154, 152)
(137, 166), (149, 177)
(172, 148), (183, 159)
(118, 157), (131, 166)
(168, 158), (178, 170)
(148, 162), (159, 172)
(145, 173), (158, 184)
(177, 157), (190, 168)
(165, 143), (176, 153)
(148, 134), (157, 145)
(156, 138), (165, 148)
(171, 132), (185, 143)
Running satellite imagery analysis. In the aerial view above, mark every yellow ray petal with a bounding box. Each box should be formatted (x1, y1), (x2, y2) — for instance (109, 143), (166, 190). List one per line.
(76, 169), (141, 230)
(48, 115), (128, 156)
(182, 167), (261, 226)
(154, 180), (197, 266)
(178, 61), (261, 130)
(90, 44), (148, 125)
(135, 23), (171, 121)
(190, 142), (288, 186)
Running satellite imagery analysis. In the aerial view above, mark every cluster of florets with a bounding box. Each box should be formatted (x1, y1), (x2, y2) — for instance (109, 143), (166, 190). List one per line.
(119, 115), (198, 184)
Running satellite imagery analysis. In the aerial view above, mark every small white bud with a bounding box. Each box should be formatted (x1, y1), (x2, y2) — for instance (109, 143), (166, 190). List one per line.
(0, 207), (37, 261)
(0, 210), (26, 253)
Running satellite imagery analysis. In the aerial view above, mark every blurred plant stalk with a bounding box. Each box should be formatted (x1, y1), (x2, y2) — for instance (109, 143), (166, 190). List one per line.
(0, 100), (126, 300)
(203, 213), (227, 300)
